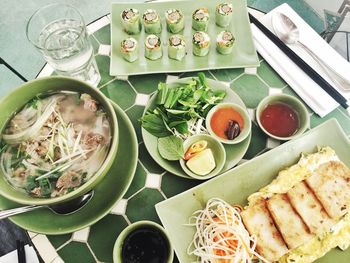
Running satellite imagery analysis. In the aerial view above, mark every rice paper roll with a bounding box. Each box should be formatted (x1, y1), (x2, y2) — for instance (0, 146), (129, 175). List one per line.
(165, 9), (184, 33)
(216, 31), (235, 55)
(192, 31), (210, 57)
(168, 35), (186, 61)
(145, 34), (162, 60)
(143, 9), (162, 34)
(121, 8), (141, 35)
(120, 38), (138, 62)
(192, 8), (210, 32)
(215, 3), (233, 28)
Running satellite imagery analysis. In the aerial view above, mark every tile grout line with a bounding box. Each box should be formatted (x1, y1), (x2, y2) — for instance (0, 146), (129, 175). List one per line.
(126, 186), (146, 201)
(85, 241), (100, 263)
(137, 159), (151, 175)
(98, 76), (118, 90)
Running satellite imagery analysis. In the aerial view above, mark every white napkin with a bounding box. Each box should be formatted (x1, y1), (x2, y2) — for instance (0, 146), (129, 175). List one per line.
(251, 3), (350, 117)
(0, 245), (39, 263)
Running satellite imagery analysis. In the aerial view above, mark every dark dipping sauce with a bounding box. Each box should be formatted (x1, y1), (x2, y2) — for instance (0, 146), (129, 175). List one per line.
(260, 102), (299, 137)
(121, 227), (169, 263)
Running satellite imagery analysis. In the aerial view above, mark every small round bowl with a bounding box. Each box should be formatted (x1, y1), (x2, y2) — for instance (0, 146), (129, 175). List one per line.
(205, 102), (251, 144)
(0, 76), (118, 205)
(180, 134), (226, 180)
(256, 94), (309, 141)
(113, 220), (174, 263)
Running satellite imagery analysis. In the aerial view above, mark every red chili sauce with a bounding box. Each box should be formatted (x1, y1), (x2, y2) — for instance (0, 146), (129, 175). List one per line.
(260, 102), (299, 137)
(210, 107), (244, 139)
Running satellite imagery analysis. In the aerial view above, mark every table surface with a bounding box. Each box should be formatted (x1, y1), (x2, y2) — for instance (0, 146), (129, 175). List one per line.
(2, 2), (350, 263)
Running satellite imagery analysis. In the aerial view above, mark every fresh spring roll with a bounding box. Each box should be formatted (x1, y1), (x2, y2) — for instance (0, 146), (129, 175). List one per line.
(168, 35), (186, 61)
(216, 31), (235, 54)
(215, 3), (233, 27)
(121, 8), (141, 35)
(165, 9), (184, 33)
(192, 31), (210, 57)
(120, 38), (138, 62)
(143, 9), (162, 34)
(192, 8), (210, 32)
(145, 34), (162, 60)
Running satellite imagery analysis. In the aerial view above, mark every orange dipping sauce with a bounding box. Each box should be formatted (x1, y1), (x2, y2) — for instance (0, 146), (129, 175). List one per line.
(210, 107), (244, 139)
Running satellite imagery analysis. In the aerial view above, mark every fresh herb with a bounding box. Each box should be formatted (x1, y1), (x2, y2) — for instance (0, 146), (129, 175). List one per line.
(140, 73), (226, 138)
(67, 187), (75, 193)
(26, 176), (38, 192)
(28, 95), (41, 109)
(157, 135), (184, 161)
(74, 93), (81, 105)
(39, 178), (52, 197)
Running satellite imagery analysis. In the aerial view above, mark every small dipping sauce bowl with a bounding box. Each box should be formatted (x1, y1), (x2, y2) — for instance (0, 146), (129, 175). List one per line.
(180, 134), (226, 180)
(113, 220), (174, 263)
(256, 94), (309, 141)
(206, 103), (251, 144)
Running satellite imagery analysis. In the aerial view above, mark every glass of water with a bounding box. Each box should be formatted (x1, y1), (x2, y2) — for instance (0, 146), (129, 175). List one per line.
(26, 3), (101, 86)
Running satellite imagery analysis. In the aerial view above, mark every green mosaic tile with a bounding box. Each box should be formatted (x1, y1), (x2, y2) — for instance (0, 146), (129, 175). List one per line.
(100, 79), (136, 110)
(244, 122), (267, 159)
(95, 55), (114, 87)
(58, 241), (95, 263)
(139, 143), (165, 174)
(161, 172), (200, 198)
(282, 86), (312, 113)
(257, 61), (286, 88)
(310, 108), (350, 135)
(47, 234), (71, 249)
(123, 162), (146, 199)
(88, 215), (128, 262)
(92, 25), (111, 45)
(180, 70), (214, 79)
(126, 188), (164, 223)
(210, 68), (244, 82)
(125, 105), (145, 142)
(231, 74), (269, 108)
(128, 73), (167, 94)
(89, 35), (100, 54)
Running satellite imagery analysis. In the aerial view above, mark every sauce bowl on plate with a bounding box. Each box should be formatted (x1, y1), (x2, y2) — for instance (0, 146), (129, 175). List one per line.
(256, 94), (309, 141)
(206, 102), (251, 144)
(180, 134), (226, 180)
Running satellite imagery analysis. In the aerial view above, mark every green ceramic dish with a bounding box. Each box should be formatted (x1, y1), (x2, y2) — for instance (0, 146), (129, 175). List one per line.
(113, 220), (174, 263)
(206, 102), (251, 144)
(110, 0), (259, 75)
(256, 94), (309, 141)
(156, 118), (350, 263)
(180, 134), (226, 180)
(141, 77), (251, 179)
(0, 101), (138, 234)
(0, 77), (119, 205)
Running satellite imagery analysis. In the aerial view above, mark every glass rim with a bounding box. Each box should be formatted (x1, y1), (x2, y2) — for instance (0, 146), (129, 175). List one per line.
(26, 3), (87, 51)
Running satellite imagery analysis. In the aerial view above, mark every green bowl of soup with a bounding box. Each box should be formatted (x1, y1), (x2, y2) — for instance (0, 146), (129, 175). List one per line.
(0, 76), (118, 205)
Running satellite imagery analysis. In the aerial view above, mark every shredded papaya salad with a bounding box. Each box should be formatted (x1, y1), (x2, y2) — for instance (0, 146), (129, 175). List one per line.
(187, 198), (268, 263)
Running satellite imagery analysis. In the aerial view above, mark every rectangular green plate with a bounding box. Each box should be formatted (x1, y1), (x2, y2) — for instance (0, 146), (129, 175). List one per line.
(110, 0), (259, 76)
(156, 119), (350, 263)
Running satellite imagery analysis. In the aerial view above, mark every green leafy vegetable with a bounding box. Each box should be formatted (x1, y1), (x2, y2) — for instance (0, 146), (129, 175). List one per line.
(140, 73), (226, 138)
(157, 135), (184, 161)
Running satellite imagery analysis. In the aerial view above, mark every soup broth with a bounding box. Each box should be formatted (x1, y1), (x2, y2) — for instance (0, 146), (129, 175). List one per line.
(0, 92), (111, 198)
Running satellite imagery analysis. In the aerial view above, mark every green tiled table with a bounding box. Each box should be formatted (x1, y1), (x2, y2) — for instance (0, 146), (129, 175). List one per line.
(18, 9), (350, 263)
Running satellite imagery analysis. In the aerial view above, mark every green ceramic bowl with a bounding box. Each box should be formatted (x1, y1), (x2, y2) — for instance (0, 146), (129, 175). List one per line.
(113, 220), (174, 263)
(256, 94), (309, 141)
(0, 76), (119, 205)
(206, 102), (251, 144)
(180, 134), (226, 180)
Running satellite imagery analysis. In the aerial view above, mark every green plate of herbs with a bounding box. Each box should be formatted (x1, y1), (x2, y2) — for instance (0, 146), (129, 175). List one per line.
(110, 0), (259, 76)
(141, 73), (251, 179)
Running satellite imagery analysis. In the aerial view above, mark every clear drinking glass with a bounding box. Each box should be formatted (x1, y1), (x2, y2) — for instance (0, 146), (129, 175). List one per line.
(26, 3), (101, 86)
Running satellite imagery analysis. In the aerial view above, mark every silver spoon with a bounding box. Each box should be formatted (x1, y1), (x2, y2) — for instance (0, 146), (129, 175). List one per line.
(0, 191), (94, 220)
(272, 12), (350, 91)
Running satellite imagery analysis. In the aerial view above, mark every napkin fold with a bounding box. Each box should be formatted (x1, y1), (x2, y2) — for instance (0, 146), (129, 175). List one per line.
(251, 3), (350, 117)
(0, 245), (39, 263)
